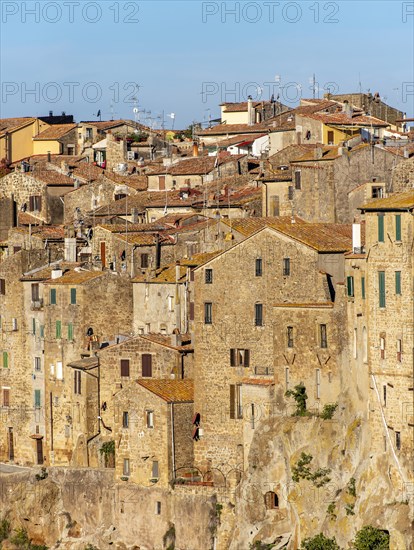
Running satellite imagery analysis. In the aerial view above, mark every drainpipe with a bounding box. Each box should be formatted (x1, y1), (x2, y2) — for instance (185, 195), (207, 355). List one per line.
(170, 403), (176, 480)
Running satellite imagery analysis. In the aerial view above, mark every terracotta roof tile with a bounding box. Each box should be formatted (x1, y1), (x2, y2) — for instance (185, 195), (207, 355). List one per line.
(0, 117), (36, 136)
(33, 124), (77, 140)
(137, 379), (194, 402)
(242, 378), (274, 386)
(139, 334), (193, 351)
(360, 191), (414, 210)
(43, 270), (105, 285)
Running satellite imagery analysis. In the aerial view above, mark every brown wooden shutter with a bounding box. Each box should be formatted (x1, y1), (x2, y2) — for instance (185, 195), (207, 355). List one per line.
(142, 354), (152, 377)
(244, 349), (250, 367)
(230, 349), (236, 366)
(29, 196), (34, 211)
(74, 371), (77, 394)
(190, 270), (195, 282)
(31, 283), (39, 301)
(120, 359), (130, 377)
(78, 371), (81, 395)
(3, 389), (10, 407)
(230, 385), (235, 419)
(189, 302), (195, 321)
(0, 279), (5, 294)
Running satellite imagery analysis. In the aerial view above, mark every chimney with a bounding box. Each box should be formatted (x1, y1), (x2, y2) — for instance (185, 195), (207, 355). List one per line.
(352, 223), (361, 253)
(171, 329), (182, 347)
(64, 238), (77, 262)
(49, 110), (53, 117)
(51, 268), (63, 279)
(247, 96), (254, 126)
(193, 141), (199, 157)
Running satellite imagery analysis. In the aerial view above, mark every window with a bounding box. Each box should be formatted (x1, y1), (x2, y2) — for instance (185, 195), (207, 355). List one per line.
(230, 384), (242, 419)
(327, 131), (334, 145)
(270, 195), (280, 216)
(320, 324), (327, 348)
(255, 303), (263, 326)
(361, 276), (365, 299)
(283, 258), (290, 276)
(347, 276), (354, 297)
(123, 458), (130, 476)
(12, 318), (17, 331)
(34, 390), (41, 409)
(120, 359), (130, 377)
(0, 279), (5, 295)
(397, 339), (402, 362)
(378, 271), (386, 308)
(2, 388), (10, 407)
(204, 302), (212, 324)
(395, 214), (401, 241)
(56, 361), (63, 380)
(50, 288), (56, 305)
(396, 432), (401, 450)
(380, 335), (386, 360)
(70, 288), (77, 304)
(189, 302), (195, 321)
(285, 367), (289, 390)
(255, 258), (262, 277)
(34, 357), (41, 372)
(152, 460), (159, 479)
(141, 253), (149, 268)
(40, 325), (44, 339)
(156, 501), (161, 515)
(378, 214), (385, 242)
(29, 195), (42, 212)
(287, 326), (294, 348)
(230, 349), (250, 367)
(114, 193), (127, 201)
(56, 320), (61, 339)
(68, 322), (73, 341)
(372, 186), (384, 199)
(146, 410), (154, 428)
(31, 283), (39, 301)
(316, 369), (321, 399)
(383, 385), (387, 407)
(294, 171), (301, 190)
(264, 491), (279, 509)
(32, 318), (36, 335)
(395, 271), (401, 295)
(85, 127), (93, 140)
(205, 269), (213, 284)
(74, 370), (81, 395)
(142, 354), (152, 377)
(122, 411), (129, 428)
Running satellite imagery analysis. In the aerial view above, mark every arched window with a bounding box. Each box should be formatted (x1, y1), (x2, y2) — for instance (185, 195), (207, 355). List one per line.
(264, 491), (279, 509)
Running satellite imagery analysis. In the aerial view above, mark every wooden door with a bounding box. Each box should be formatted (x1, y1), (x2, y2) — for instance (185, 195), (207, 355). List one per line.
(8, 428), (14, 461)
(100, 241), (106, 267)
(36, 439), (44, 465)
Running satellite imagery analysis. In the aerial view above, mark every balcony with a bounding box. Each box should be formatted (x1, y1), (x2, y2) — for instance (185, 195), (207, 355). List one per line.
(31, 299), (44, 311)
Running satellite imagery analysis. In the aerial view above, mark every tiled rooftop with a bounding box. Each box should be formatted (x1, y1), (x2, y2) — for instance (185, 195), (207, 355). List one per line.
(137, 379), (194, 403)
(360, 191), (414, 210)
(139, 333), (193, 351)
(0, 117), (36, 136)
(33, 124), (77, 140)
(43, 269), (105, 285)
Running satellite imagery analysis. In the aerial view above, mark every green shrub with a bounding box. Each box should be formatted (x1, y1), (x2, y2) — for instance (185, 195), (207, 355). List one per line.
(353, 526), (389, 549)
(35, 467), (48, 481)
(320, 403), (338, 420)
(300, 533), (341, 549)
(347, 477), (356, 498)
(326, 502), (336, 520)
(285, 383), (309, 416)
(0, 518), (11, 542)
(292, 453), (331, 487)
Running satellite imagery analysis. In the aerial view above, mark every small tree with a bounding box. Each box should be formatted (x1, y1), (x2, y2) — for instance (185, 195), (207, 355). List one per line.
(300, 533), (340, 549)
(353, 526), (390, 550)
(285, 383), (308, 416)
(99, 440), (115, 468)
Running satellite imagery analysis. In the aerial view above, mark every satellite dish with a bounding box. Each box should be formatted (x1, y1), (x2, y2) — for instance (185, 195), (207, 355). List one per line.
(133, 108), (138, 114)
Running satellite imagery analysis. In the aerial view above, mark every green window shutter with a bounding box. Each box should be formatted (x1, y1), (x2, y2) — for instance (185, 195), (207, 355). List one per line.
(40, 325), (44, 339)
(3, 351), (8, 369)
(50, 288), (56, 305)
(395, 215), (401, 241)
(378, 271), (386, 308)
(56, 320), (61, 339)
(395, 271), (401, 295)
(32, 318), (36, 335)
(378, 214), (384, 242)
(347, 276), (354, 297)
(70, 288), (77, 305)
(34, 390), (41, 408)
(361, 276), (365, 299)
(68, 323), (73, 341)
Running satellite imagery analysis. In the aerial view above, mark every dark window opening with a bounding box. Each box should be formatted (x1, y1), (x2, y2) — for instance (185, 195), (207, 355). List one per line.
(120, 359), (130, 377)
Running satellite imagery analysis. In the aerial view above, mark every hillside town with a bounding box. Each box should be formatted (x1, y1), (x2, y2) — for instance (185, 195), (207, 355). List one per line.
(0, 92), (413, 549)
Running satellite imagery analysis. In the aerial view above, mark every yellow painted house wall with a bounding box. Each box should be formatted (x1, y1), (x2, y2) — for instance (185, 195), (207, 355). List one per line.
(220, 107), (248, 125)
(33, 140), (62, 155)
(0, 120), (49, 163)
(323, 125), (359, 145)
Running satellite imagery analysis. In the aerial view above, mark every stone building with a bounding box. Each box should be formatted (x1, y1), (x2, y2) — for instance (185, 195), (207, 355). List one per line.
(113, 379), (194, 487)
(356, 192), (413, 475)
(192, 221), (351, 471)
(41, 268), (133, 465)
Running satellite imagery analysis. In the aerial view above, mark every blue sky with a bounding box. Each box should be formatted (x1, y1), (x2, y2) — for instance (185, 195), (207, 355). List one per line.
(1, 0), (413, 128)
